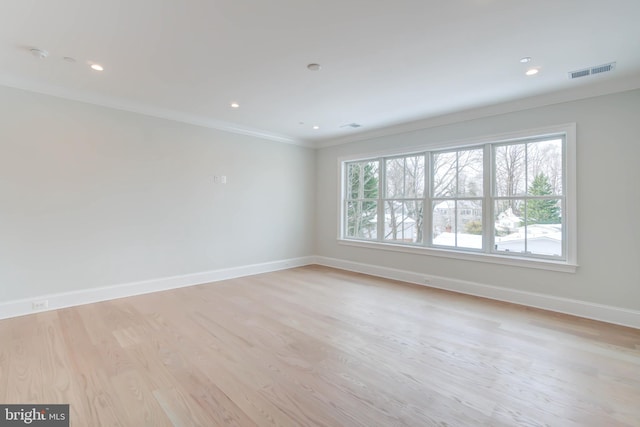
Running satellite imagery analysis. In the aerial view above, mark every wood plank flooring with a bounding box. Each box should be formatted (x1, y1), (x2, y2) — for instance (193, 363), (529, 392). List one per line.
(1, 265), (639, 426)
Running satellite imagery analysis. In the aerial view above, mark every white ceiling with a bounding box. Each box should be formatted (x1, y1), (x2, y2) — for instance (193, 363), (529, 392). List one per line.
(2, 0), (640, 146)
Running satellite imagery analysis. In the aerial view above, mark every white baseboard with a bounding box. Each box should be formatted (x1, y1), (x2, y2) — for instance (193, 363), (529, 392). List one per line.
(4, 255), (639, 330)
(0, 256), (315, 320)
(313, 256), (640, 330)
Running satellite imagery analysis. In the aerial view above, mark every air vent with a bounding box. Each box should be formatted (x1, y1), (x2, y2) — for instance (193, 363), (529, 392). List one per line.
(569, 69), (590, 79)
(591, 62), (615, 74)
(340, 123), (362, 128)
(568, 62), (616, 79)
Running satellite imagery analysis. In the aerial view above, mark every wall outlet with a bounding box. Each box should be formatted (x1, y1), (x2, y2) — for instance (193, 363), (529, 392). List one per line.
(32, 300), (49, 310)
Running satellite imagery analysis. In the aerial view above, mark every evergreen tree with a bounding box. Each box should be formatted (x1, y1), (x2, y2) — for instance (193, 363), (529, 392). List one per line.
(464, 220), (483, 235)
(527, 173), (560, 224)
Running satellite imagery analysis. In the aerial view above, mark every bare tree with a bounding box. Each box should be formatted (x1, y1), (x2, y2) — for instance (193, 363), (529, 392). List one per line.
(495, 144), (526, 215)
(384, 155), (424, 242)
(432, 151), (457, 197)
(433, 149), (482, 197)
(527, 140), (562, 195)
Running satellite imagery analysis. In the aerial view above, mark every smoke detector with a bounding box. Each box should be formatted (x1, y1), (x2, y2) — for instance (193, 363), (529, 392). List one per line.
(568, 62), (616, 79)
(30, 48), (49, 59)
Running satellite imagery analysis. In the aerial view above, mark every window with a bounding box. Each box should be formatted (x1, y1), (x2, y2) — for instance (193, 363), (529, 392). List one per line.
(432, 147), (484, 250)
(384, 155), (425, 244)
(340, 125), (576, 271)
(493, 138), (564, 257)
(345, 160), (379, 239)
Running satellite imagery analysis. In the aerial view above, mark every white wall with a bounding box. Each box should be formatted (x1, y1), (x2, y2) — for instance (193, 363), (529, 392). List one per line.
(316, 89), (640, 312)
(0, 86), (316, 303)
(2, 84), (639, 323)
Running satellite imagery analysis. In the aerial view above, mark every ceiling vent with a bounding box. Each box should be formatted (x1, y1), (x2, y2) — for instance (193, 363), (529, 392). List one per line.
(568, 62), (616, 79)
(340, 123), (362, 128)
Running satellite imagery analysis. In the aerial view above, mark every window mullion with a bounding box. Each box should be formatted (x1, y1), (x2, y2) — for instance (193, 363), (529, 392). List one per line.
(425, 152), (432, 247)
(524, 143), (529, 254)
(454, 152), (458, 247)
(561, 134), (568, 259)
(484, 143), (492, 253)
(378, 159), (384, 242)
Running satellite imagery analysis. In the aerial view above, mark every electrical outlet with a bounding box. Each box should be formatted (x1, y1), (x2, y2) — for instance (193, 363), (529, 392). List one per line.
(32, 300), (49, 310)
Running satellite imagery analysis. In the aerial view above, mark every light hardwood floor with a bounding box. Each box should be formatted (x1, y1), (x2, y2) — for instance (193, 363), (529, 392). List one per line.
(1, 265), (639, 426)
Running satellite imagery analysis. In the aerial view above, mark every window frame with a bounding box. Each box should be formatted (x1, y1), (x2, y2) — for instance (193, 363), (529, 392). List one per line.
(430, 146), (486, 252)
(337, 124), (577, 273)
(381, 154), (426, 245)
(343, 160), (381, 241)
(491, 137), (567, 260)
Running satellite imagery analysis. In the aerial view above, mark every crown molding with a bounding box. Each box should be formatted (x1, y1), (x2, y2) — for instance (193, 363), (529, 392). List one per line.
(0, 75), (315, 148)
(3, 73), (639, 151)
(315, 74), (640, 149)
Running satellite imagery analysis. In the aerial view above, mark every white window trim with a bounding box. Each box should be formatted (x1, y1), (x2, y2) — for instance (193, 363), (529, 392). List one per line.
(337, 123), (577, 273)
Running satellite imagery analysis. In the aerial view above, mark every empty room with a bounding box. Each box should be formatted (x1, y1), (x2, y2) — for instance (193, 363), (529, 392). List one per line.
(1, 1), (640, 426)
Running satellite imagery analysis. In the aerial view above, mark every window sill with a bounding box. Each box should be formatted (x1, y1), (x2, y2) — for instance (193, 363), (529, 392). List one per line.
(338, 239), (577, 273)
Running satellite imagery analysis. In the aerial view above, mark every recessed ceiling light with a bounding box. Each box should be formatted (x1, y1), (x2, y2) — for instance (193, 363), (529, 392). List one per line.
(525, 68), (539, 76)
(230, 102), (240, 108)
(520, 57), (532, 63)
(312, 125), (320, 130)
(307, 63), (322, 71)
(90, 64), (104, 71)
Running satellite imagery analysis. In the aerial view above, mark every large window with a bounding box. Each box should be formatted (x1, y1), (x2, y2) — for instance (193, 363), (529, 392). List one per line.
(340, 125), (576, 271)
